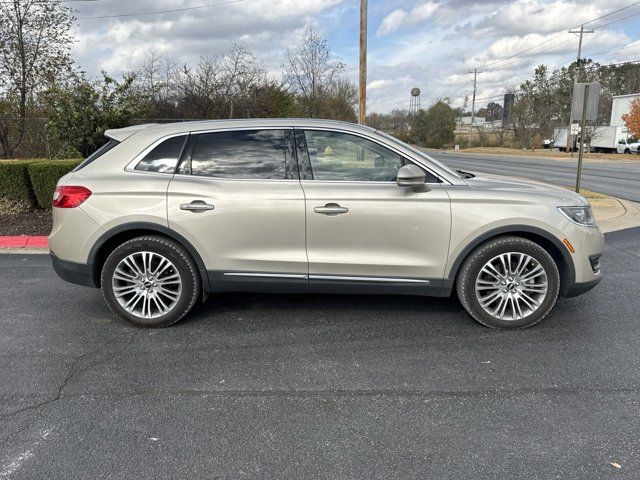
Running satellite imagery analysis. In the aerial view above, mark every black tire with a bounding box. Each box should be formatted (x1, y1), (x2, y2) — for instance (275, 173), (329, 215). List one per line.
(625, 148), (631, 154)
(100, 235), (200, 327)
(456, 236), (560, 329)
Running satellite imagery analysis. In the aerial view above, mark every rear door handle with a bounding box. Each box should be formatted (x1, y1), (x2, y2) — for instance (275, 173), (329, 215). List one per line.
(180, 200), (215, 212)
(314, 203), (349, 216)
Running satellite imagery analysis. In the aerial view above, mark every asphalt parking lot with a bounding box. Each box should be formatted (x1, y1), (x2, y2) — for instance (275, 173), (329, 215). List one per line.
(1, 227), (639, 479)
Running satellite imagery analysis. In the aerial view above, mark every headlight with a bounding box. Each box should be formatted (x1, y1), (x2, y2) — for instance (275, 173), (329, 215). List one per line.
(557, 206), (596, 227)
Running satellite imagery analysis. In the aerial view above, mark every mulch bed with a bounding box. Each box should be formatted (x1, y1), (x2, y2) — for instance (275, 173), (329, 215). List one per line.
(0, 198), (52, 236)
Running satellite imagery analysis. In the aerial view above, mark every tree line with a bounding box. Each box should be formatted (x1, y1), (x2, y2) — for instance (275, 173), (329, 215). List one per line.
(0, 1), (356, 158)
(2, 0), (640, 158)
(366, 59), (640, 149)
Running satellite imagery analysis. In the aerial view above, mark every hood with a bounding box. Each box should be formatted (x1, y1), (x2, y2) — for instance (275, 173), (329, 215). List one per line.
(464, 173), (589, 206)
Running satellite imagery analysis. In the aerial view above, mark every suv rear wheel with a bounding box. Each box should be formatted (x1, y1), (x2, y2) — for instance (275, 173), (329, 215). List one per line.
(456, 236), (560, 329)
(101, 235), (200, 327)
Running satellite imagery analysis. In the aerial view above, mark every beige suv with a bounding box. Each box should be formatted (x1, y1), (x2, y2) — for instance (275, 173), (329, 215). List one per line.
(49, 119), (604, 329)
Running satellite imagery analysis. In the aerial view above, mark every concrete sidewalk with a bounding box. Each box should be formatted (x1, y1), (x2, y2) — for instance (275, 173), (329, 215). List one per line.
(591, 197), (640, 233)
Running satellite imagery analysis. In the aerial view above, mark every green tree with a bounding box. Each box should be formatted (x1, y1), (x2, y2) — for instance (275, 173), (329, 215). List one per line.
(42, 74), (141, 157)
(251, 81), (298, 118)
(411, 101), (455, 148)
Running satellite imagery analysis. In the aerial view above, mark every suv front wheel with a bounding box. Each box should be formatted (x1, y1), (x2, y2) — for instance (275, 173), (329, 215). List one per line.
(456, 236), (560, 329)
(101, 235), (200, 327)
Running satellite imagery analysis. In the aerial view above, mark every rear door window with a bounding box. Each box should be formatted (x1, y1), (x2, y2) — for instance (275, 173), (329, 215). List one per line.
(190, 130), (291, 180)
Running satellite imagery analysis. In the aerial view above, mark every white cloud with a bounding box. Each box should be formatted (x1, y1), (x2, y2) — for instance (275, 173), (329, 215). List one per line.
(412, 2), (439, 21)
(377, 9), (408, 36)
(65, 0), (639, 114)
(376, 2), (439, 36)
(71, 0), (345, 77)
(367, 79), (393, 90)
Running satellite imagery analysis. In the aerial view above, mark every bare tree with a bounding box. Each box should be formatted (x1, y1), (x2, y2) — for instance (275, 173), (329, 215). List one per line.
(0, 0), (74, 157)
(220, 43), (265, 118)
(129, 51), (180, 119)
(282, 28), (346, 118)
(177, 57), (224, 118)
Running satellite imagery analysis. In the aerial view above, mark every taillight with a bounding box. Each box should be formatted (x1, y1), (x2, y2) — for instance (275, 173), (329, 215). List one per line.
(53, 186), (92, 208)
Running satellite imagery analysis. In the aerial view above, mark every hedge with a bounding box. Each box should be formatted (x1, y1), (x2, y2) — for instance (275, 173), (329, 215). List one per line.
(28, 160), (82, 210)
(0, 160), (42, 205)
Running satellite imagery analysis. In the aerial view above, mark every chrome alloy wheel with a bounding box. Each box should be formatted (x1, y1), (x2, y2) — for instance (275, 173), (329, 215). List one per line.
(111, 251), (182, 319)
(474, 252), (549, 321)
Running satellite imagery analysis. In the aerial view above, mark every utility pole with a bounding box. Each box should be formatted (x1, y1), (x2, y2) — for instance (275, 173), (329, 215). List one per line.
(566, 25), (593, 155)
(467, 68), (481, 148)
(358, 0), (367, 125)
(575, 83), (590, 193)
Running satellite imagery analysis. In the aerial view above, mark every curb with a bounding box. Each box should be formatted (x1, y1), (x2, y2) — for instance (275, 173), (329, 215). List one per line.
(0, 236), (48, 249)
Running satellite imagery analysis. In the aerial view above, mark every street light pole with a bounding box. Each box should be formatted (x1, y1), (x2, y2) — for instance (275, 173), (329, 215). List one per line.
(358, 0), (367, 125)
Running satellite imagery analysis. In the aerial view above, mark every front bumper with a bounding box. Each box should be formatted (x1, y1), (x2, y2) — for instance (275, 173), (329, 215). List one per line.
(561, 276), (602, 298)
(50, 253), (96, 288)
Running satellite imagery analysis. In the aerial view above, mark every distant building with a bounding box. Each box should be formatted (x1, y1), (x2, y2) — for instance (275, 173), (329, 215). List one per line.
(457, 116), (486, 127)
(610, 93), (640, 126)
(455, 116), (503, 132)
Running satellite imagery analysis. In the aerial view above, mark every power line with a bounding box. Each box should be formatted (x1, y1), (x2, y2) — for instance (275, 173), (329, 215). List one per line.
(471, 58), (640, 106)
(591, 8), (640, 29)
(476, 2), (640, 73)
(572, 1), (640, 28)
(77, 0), (245, 20)
(484, 38), (574, 71)
(477, 32), (565, 70)
(582, 41), (640, 59)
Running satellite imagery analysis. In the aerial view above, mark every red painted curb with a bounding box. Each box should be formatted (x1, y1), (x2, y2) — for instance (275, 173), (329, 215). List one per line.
(0, 236), (48, 249)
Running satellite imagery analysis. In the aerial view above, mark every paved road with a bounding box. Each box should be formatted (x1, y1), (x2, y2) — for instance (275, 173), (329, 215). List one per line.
(427, 150), (640, 202)
(1, 228), (640, 479)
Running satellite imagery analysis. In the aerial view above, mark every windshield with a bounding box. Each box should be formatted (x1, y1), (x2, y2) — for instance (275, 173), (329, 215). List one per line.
(374, 130), (463, 179)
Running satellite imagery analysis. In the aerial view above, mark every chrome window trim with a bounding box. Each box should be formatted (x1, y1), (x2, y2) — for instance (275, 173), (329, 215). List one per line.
(171, 175), (300, 183)
(299, 179), (445, 186)
(189, 125), (295, 135)
(295, 126), (451, 185)
(122, 124), (451, 185)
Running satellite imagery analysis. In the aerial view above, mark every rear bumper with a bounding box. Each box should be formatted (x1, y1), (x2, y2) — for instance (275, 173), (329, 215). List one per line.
(50, 253), (96, 288)
(561, 276), (602, 298)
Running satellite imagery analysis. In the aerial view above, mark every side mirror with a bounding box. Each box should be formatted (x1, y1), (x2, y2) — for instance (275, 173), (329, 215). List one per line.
(397, 164), (426, 187)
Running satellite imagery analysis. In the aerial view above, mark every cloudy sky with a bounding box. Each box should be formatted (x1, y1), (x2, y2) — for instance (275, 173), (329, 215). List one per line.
(71, 0), (640, 113)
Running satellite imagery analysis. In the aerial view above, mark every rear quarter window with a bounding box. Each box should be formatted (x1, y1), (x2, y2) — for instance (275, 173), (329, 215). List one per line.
(73, 139), (120, 171)
(135, 135), (187, 174)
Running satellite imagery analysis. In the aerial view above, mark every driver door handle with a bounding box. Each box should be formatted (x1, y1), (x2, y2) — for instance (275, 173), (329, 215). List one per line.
(314, 203), (349, 216)
(180, 200), (215, 212)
